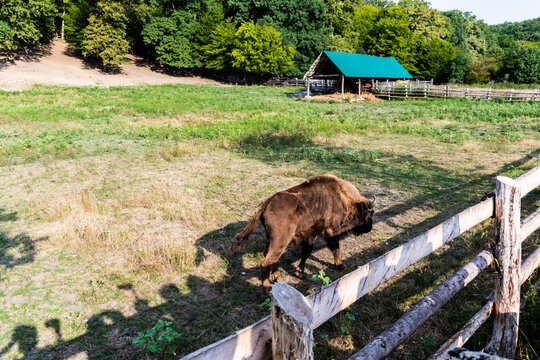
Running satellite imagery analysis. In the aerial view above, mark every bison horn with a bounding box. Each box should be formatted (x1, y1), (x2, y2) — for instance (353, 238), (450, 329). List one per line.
(368, 195), (377, 209)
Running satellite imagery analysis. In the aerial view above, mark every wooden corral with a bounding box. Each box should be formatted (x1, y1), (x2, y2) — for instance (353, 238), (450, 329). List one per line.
(373, 80), (540, 101)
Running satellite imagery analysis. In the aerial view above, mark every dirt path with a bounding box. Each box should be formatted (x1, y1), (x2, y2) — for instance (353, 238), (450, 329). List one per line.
(0, 40), (221, 90)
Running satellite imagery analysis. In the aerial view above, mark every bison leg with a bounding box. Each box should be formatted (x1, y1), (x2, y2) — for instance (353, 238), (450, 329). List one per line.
(295, 240), (314, 279)
(327, 238), (345, 270)
(260, 242), (288, 295)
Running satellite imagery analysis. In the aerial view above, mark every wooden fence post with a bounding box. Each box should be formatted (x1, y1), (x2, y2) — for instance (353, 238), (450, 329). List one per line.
(341, 74), (345, 100)
(271, 283), (314, 360)
(306, 78), (311, 98)
(487, 88), (491, 100)
(535, 89), (538, 101)
(465, 88), (469, 99)
(486, 176), (521, 358)
(445, 85), (449, 99)
(509, 89), (513, 101)
(424, 83), (427, 98)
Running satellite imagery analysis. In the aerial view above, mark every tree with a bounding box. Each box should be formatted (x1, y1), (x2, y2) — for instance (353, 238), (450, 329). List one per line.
(64, 1), (91, 49)
(490, 17), (540, 42)
(514, 46), (540, 83)
(142, 10), (198, 68)
(399, 0), (450, 42)
(231, 21), (294, 75)
(465, 57), (499, 84)
(0, 0), (57, 49)
(415, 38), (458, 80)
(197, 17), (236, 70)
(82, 1), (130, 65)
(226, 0), (332, 75)
(441, 52), (470, 83)
(365, 6), (419, 73)
(0, 20), (13, 50)
(330, 5), (379, 54)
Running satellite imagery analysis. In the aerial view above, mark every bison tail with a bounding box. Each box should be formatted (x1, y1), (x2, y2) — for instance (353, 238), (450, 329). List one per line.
(229, 201), (268, 255)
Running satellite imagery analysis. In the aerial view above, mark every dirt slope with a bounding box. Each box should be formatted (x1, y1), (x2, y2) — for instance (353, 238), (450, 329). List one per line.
(0, 40), (220, 90)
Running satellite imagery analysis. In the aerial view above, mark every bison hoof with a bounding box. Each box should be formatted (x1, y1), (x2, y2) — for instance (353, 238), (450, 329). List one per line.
(336, 264), (345, 271)
(295, 270), (305, 279)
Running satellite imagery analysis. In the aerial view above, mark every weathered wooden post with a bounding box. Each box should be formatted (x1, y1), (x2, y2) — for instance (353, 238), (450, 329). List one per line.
(424, 83), (427, 98)
(405, 83), (408, 98)
(306, 77), (311, 98)
(465, 87), (469, 99)
(341, 74), (345, 100)
(487, 88), (491, 100)
(535, 88), (538, 101)
(486, 176), (521, 358)
(509, 89), (514, 101)
(445, 85), (449, 98)
(271, 283), (314, 360)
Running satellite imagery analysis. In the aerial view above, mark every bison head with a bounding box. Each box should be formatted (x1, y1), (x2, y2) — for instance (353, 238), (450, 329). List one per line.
(353, 198), (375, 235)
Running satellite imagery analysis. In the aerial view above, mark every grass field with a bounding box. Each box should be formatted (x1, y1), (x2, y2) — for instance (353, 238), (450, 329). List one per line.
(0, 84), (539, 359)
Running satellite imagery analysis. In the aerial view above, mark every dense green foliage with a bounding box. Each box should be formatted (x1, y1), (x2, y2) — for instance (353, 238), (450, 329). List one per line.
(0, 0), (56, 49)
(142, 10), (198, 68)
(81, 1), (130, 65)
(230, 22), (294, 75)
(0, 20), (13, 50)
(0, 0), (538, 81)
(515, 46), (540, 83)
(226, 0), (332, 75)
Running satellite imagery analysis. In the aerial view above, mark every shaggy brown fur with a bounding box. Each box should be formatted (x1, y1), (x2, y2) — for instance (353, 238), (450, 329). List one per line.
(230, 174), (374, 294)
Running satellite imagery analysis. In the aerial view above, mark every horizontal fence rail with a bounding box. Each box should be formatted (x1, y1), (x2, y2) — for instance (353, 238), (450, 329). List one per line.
(349, 250), (495, 360)
(181, 165), (540, 360)
(430, 244), (540, 360)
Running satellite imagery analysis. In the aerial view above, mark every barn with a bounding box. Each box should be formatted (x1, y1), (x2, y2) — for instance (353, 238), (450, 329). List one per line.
(304, 50), (413, 98)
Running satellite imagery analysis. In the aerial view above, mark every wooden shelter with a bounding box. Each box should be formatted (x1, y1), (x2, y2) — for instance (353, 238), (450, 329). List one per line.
(304, 50), (413, 98)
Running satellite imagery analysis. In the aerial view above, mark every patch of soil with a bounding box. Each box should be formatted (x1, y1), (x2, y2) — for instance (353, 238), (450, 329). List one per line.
(0, 40), (221, 90)
(304, 92), (384, 103)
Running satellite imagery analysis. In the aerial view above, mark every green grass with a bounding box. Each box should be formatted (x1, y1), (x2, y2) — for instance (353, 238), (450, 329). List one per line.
(0, 84), (538, 359)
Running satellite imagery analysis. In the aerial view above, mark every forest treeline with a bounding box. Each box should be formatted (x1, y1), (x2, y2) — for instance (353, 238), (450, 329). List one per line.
(0, 0), (539, 83)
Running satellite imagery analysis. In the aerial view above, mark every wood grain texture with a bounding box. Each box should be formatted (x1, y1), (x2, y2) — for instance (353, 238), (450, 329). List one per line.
(431, 245), (540, 360)
(521, 206), (540, 242)
(271, 283), (313, 360)
(350, 250), (494, 360)
(487, 177), (521, 358)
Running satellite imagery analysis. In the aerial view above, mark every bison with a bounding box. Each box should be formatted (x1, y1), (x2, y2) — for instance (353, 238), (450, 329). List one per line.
(229, 174), (375, 294)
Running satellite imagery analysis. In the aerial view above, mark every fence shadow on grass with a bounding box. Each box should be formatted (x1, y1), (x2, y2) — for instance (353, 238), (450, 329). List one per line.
(235, 133), (539, 241)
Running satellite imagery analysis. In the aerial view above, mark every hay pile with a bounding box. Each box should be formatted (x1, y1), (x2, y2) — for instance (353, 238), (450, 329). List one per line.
(303, 92), (384, 103)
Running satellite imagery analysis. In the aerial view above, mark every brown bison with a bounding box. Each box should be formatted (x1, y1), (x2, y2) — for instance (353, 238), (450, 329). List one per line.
(229, 174), (374, 294)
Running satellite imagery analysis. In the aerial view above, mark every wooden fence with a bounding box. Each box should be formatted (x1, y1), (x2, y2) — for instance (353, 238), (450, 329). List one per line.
(373, 81), (540, 102)
(181, 165), (540, 360)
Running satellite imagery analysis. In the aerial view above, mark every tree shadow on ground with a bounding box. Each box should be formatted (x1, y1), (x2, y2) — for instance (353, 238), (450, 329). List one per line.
(62, 44), (124, 75)
(0, 43), (53, 70)
(1, 273), (267, 360)
(0, 209), (47, 277)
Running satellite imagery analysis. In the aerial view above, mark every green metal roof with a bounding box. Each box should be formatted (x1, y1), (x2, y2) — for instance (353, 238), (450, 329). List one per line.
(322, 50), (413, 79)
